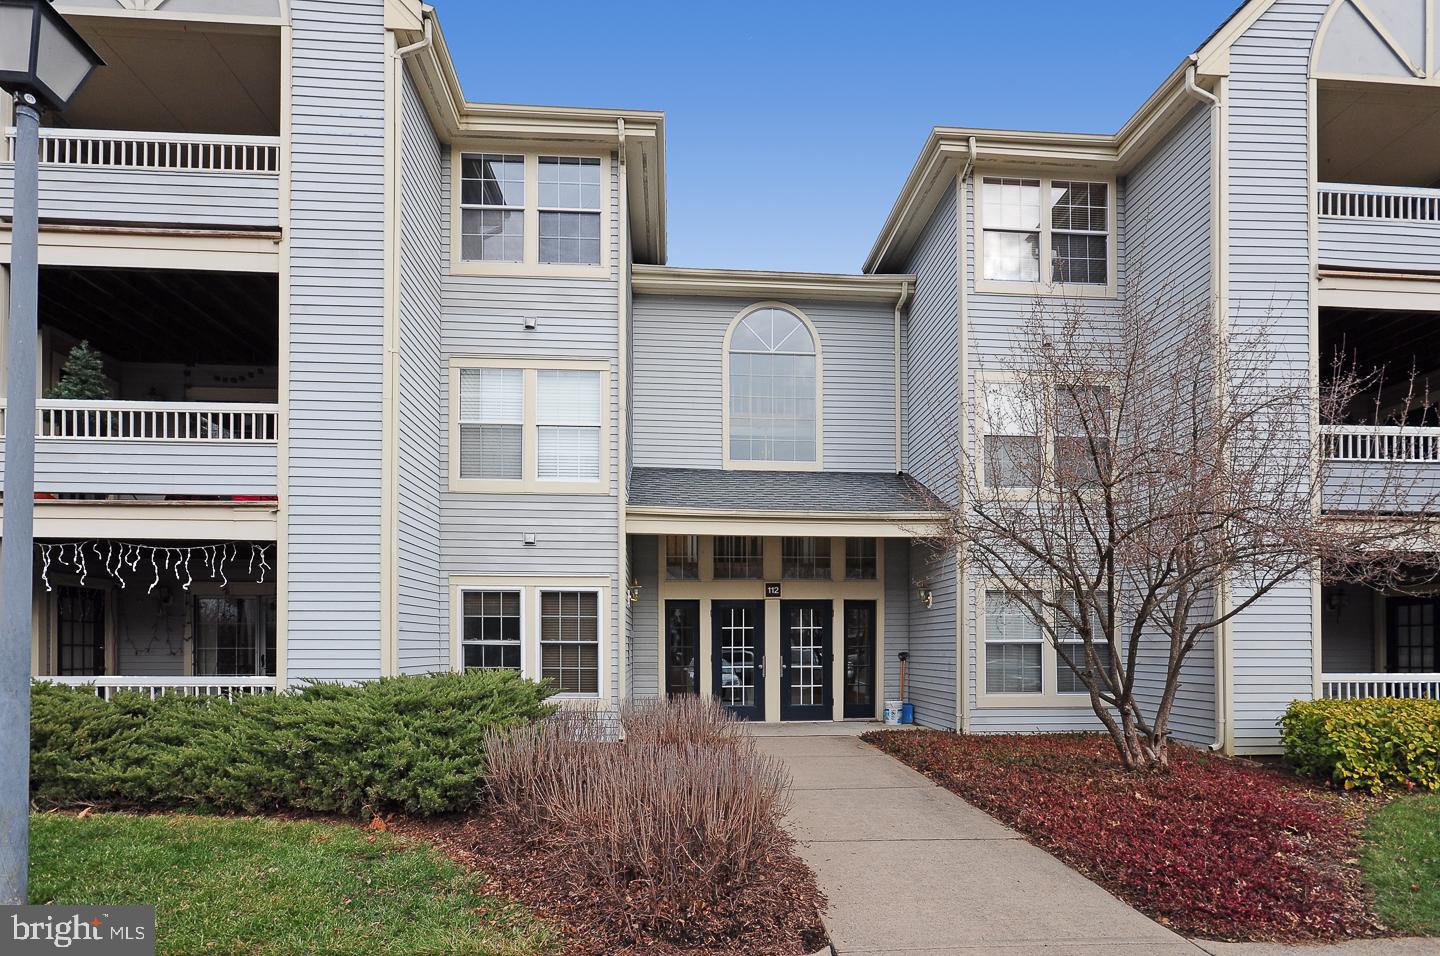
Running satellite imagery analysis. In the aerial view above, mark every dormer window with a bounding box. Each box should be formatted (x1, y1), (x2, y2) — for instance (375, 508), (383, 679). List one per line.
(977, 174), (1115, 296)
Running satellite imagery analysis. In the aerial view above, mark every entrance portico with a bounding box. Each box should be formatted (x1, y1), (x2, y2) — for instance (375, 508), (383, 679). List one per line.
(626, 467), (947, 722)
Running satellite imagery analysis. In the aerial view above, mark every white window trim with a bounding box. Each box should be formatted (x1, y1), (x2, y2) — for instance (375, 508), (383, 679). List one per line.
(536, 586), (606, 700)
(449, 356), (611, 494)
(972, 170), (1118, 299)
(451, 147), (612, 278)
(449, 575), (611, 704)
(975, 579), (1105, 709)
(457, 586), (527, 676)
(721, 301), (825, 472)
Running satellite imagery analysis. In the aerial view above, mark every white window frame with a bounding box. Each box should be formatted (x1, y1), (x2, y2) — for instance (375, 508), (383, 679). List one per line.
(973, 171), (1118, 298)
(721, 301), (824, 471)
(449, 357), (610, 494)
(450, 576), (610, 704)
(458, 587), (527, 675)
(452, 148), (611, 278)
(537, 586), (605, 699)
(975, 580), (1106, 709)
(974, 371), (1114, 497)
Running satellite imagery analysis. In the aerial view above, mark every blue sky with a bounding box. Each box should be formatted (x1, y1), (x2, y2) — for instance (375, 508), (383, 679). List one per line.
(430, 1), (1240, 274)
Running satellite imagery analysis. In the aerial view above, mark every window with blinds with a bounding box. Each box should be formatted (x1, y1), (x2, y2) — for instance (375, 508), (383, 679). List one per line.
(459, 368), (522, 479)
(540, 589), (600, 695)
(984, 590), (1043, 694)
(982, 380), (1041, 488)
(537, 369), (602, 480)
(1057, 593), (1111, 694)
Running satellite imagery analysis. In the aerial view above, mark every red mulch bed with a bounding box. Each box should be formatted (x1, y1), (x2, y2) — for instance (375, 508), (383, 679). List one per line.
(389, 813), (827, 956)
(864, 730), (1380, 943)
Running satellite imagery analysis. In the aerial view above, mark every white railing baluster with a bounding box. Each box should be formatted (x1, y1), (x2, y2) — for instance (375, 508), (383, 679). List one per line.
(1, 127), (280, 175)
(1322, 673), (1440, 700)
(1320, 425), (1440, 462)
(34, 676), (279, 699)
(1318, 182), (1440, 223)
(31, 400), (278, 443)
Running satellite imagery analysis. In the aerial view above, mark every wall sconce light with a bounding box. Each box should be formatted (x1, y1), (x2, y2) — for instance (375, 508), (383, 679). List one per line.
(916, 581), (933, 609)
(627, 580), (643, 604)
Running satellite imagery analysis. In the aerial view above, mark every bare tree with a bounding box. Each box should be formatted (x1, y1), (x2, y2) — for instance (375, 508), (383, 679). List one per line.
(935, 286), (1440, 771)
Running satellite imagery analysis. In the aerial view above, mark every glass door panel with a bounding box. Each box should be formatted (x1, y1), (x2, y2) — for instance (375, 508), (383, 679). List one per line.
(664, 599), (700, 697)
(780, 600), (832, 721)
(843, 600), (876, 718)
(711, 600), (764, 720)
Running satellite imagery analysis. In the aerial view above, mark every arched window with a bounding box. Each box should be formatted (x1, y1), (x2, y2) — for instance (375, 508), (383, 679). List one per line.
(726, 305), (819, 465)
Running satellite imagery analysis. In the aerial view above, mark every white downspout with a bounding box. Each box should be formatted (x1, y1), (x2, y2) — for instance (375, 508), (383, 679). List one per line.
(1184, 56), (1232, 753)
(893, 280), (910, 472)
(956, 135), (975, 734)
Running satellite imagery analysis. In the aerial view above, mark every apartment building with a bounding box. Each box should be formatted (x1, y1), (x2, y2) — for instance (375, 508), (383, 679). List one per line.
(3, 0), (1437, 753)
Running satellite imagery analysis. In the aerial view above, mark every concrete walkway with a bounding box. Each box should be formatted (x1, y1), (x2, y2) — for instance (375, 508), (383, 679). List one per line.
(748, 723), (1440, 956)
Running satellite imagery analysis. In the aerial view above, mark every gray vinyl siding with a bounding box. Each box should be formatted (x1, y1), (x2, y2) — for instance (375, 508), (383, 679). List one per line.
(629, 535), (660, 699)
(0, 166), (279, 230)
(1225, 0), (1330, 753)
(396, 72), (447, 674)
(630, 295), (897, 472)
(1120, 101), (1218, 746)
(438, 150), (623, 705)
(1325, 462), (1440, 511)
(902, 181), (959, 501)
(9, 441), (277, 496)
(906, 541), (956, 729)
(899, 181), (961, 729)
(284, 0), (388, 681)
(1318, 217), (1440, 273)
(883, 537), (910, 701)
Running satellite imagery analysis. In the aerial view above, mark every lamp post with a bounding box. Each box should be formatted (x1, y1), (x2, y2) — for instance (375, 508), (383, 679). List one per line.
(0, 0), (101, 906)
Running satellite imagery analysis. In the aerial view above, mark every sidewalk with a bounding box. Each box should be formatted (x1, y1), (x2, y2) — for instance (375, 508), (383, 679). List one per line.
(750, 723), (1199, 955)
(749, 723), (1440, 956)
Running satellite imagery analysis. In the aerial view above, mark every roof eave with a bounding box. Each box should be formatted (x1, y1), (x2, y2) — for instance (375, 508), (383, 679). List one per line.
(632, 264), (915, 302)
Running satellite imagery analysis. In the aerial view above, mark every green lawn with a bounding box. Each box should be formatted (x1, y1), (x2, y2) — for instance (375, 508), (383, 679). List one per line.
(29, 813), (559, 956)
(1360, 794), (1440, 935)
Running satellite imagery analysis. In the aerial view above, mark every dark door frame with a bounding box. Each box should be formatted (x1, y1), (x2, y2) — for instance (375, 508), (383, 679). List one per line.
(1386, 595), (1439, 673)
(780, 599), (833, 721)
(711, 600), (765, 721)
(663, 599), (701, 698)
(55, 585), (107, 677)
(841, 599), (877, 719)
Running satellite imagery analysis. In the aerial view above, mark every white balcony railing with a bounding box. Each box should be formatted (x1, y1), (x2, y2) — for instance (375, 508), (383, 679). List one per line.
(1322, 673), (1440, 700)
(35, 676), (279, 701)
(3, 127), (280, 174)
(0, 400), (280, 442)
(1318, 182), (1440, 222)
(1319, 424), (1440, 463)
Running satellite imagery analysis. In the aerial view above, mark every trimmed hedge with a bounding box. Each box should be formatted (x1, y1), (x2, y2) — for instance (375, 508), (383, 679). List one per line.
(32, 671), (554, 816)
(1280, 697), (1440, 794)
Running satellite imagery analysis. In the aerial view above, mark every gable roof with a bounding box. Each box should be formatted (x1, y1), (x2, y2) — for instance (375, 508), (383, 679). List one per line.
(863, 0), (1280, 274)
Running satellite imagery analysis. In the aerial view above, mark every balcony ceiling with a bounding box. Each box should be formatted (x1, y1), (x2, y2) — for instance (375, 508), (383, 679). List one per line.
(57, 19), (280, 136)
(39, 267), (278, 366)
(1319, 83), (1440, 187)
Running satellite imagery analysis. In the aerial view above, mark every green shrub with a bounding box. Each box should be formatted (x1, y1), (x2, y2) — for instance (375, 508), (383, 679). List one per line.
(31, 671), (554, 816)
(1280, 697), (1440, 794)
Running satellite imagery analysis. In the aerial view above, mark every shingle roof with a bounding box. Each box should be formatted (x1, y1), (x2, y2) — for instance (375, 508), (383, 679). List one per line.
(628, 468), (939, 514)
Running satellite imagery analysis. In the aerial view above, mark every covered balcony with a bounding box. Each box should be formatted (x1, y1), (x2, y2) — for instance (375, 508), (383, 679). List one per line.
(29, 537), (279, 698)
(1317, 82), (1440, 275)
(0, 265), (279, 502)
(0, 14), (280, 231)
(1321, 571), (1440, 701)
(1319, 306), (1440, 511)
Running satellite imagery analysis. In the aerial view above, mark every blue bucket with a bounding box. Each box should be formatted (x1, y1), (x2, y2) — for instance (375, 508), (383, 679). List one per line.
(900, 702), (914, 724)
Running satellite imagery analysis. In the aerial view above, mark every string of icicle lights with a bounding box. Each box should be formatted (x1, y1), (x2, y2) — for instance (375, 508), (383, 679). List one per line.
(37, 541), (274, 593)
